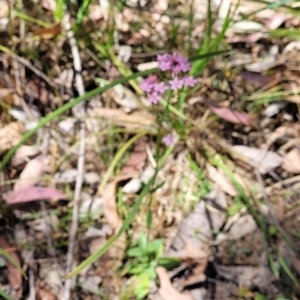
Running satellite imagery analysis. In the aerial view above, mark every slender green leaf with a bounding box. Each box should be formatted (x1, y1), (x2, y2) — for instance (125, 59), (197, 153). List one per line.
(0, 289), (13, 300)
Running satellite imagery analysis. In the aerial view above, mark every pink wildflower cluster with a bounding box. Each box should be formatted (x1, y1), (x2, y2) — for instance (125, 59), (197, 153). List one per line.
(162, 133), (176, 146)
(140, 53), (198, 104)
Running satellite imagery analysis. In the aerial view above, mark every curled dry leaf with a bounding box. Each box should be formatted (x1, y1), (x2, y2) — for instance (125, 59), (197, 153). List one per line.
(102, 181), (123, 231)
(101, 175), (133, 230)
(0, 122), (25, 154)
(36, 288), (56, 300)
(0, 236), (22, 296)
(89, 108), (156, 130)
(245, 56), (279, 73)
(265, 12), (287, 30)
(231, 145), (283, 174)
(11, 145), (40, 167)
(4, 186), (68, 204)
(230, 20), (263, 32)
(33, 23), (61, 39)
(226, 32), (264, 43)
(227, 214), (257, 240)
(215, 264), (274, 290)
(283, 41), (300, 53)
(14, 155), (50, 191)
(102, 139), (148, 231)
(282, 148), (300, 174)
(121, 138), (148, 175)
(156, 267), (193, 300)
(204, 99), (255, 126)
(0, 88), (15, 104)
(99, 139), (149, 262)
(87, 200), (126, 266)
(206, 163), (237, 196)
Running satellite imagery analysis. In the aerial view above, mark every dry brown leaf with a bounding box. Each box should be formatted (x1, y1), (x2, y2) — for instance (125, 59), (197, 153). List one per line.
(0, 88), (15, 104)
(102, 181), (123, 231)
(0, 0), (9, 17)
(231, 145), (283, 174)
(227, 214), (257, 240)
(206, 163), (237, 196)
(102, 139), (148, 232)
(121, 138), (147, 175)
(284, 95), (300, 104)
(226, 32), (264, 43)
(265, 12), (287, 30)
(102, 173), (143, 232)
(156, 267), (193, 300)
(5, 186), (68, 204)
(215, 264), (274, 290)
(204, 99), (255, 126)
(245, 56), (279, 72)
(33, 23), (61, 39)
(100, 139), (149, 261)
(282, 148), (300, 173)
(0, 236), (22, 296)
(14, 155), (50, 191)
(90, 108), (156, 129)
(36, 288), (57, 300)
(0, 122), (25, 154)
(11, 145), (40, 167)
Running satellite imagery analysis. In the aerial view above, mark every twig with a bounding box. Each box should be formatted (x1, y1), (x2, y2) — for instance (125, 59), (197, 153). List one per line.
(28, 263), (36, 300)
(0, 45), (55, 88)
(62, 12), (86, 300)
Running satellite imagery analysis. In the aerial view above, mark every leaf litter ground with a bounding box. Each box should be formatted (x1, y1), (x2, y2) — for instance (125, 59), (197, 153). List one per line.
(0, 0), (300, 299)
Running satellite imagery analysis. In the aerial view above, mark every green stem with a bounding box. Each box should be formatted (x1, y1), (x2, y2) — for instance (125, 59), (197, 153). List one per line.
(155, 92), (173, 159)
(0, 69), (156, 172)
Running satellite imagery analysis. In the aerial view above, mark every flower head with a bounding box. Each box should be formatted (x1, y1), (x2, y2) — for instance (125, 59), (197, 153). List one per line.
(169, 76), (184, 90)
(147, 91), (161, 104)
(140, 75), (158, 92)
(183, 75), (197, 87)
(141, 53), (196, 104)
(157, 54), (172, 71)
(172, 53), (191, 73)
(153, 82), (168, 94)
(162, 134), (176, 146)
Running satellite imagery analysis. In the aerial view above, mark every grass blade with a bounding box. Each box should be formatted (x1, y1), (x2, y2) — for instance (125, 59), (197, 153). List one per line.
(66, 146), (174, 278)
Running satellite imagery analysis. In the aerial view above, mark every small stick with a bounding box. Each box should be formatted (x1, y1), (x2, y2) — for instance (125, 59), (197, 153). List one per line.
(28, 261), (36, 300)
(0, 45), (55, 88)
